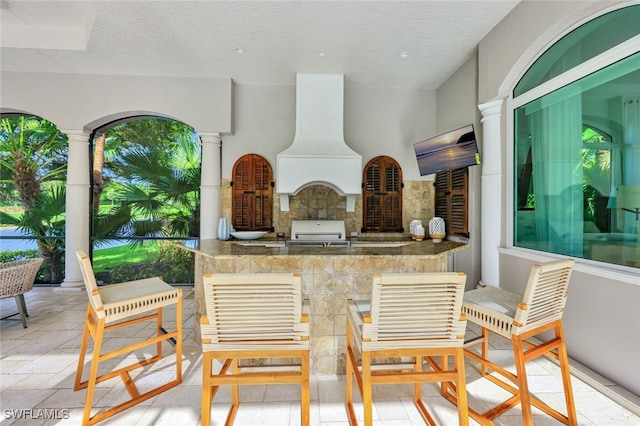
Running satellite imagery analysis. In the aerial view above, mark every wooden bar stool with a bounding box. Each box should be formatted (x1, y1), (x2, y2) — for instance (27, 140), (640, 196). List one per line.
(442, 258), (577, 425)
(346, 272), (469, 426)
(74, 250), (182, 425)
(200, 273), (310, 426)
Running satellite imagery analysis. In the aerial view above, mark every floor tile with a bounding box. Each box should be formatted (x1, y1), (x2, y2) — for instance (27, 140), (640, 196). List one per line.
(1, 287), (638, 425)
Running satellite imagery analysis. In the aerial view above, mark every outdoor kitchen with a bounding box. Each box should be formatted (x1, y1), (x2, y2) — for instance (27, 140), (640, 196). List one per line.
(181, 233), (467, 375)
(175, 73), (471, 375)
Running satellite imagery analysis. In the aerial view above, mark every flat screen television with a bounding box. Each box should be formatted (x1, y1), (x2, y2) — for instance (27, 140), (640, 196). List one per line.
(413, 124), (480, 176)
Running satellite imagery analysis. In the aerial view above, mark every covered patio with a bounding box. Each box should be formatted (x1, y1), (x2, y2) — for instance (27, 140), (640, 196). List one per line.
(0, 286), (637, 425)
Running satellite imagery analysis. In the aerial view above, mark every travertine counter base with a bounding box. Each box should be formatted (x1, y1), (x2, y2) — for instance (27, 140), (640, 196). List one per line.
(180, 238), (467, 375)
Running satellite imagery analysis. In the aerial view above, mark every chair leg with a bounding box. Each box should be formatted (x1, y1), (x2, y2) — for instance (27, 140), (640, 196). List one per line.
(74, 306), (93, 391)
(345, 317), (357, 425)
(83, 317), (106, 425)
(454, 347), (469, 426)
(345, 351), (353, 408)
(556, 324), (578, 426)
(362, 352), (373, 426)
(228, 358), (240, 424)
(156, 307), (163, 358)
(512, 334), (533, 425)
(201, 352), (212, 426)
(481, 327), (490, 376)
(301, 351), (310, 426)
(14, 294), (28, 328)
(414, 355), (422, 404)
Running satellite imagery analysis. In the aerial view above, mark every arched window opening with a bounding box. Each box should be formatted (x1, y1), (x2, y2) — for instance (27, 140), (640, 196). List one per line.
(513, 5), (640, 269)
(514, 5), (640, 97)
(0, 114), (67, 283)
(90, 116), (199, 284)
(231, 154), (273, 232)
(362, 156), (403, 233)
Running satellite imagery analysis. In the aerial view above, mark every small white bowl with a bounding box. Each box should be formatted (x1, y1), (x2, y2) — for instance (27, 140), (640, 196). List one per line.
(230, 231), (268, 240)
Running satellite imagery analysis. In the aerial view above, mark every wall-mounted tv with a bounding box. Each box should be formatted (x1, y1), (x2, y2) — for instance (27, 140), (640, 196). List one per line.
(413, 124), (480, 176)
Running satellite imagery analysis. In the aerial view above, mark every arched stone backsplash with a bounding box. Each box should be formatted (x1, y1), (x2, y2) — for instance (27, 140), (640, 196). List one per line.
(221, 179), (435, 238)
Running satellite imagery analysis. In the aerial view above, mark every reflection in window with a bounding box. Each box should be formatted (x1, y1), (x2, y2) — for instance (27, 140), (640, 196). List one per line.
(513, 25), (639, 270)
(582, 127), (613, 233)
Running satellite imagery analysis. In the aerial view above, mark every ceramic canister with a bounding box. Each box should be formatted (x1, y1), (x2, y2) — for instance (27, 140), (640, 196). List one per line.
(409, 219), (422, 239)
(414, 223), (425, 241)
(428, 217), (446, 243)
(217, 218), (231, 240)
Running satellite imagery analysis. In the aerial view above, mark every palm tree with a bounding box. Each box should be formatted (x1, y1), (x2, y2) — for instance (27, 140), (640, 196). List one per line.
(0, 115), (68, 282)
(92, 118), (200, 243)
(0, 185), (66, 282)
(92, 133), (107, 213)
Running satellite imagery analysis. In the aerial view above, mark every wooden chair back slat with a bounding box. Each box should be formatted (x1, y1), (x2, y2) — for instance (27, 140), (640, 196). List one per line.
(514, 258), (574, 332)
(363, 272), (467, 348)
(202, 273), (309, 348)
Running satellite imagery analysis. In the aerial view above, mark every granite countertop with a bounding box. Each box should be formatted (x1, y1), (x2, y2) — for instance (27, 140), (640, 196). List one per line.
(179, 237), (468, 258)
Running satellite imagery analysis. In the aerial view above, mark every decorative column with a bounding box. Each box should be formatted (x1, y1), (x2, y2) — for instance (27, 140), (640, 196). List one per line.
(60, 130), (91, 289)
(199, 133), (222, 239)
(478, 98), (505, 287)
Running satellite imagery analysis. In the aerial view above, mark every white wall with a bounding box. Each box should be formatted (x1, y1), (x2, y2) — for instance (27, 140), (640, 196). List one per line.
(220, 84), (295, 177)
(221, 83), (436, 180)
(464, 0), (640, 394)
(436, 53), (482, 289)
(345, 86), (436, 180)
(0, 71), (233, 132)
(1, 69), (436, 183)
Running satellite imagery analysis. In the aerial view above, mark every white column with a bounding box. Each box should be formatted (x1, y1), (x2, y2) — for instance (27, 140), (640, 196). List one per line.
(60, 130), (91, 289)
(478, 98), (505, 287)
(199, 133), (222, 239)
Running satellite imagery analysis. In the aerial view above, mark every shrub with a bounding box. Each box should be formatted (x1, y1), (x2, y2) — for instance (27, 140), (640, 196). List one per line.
(108, 264), (137, 284)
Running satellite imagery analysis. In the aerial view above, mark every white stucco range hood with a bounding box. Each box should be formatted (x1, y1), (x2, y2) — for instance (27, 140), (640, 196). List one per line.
(277, 73), (362, 212)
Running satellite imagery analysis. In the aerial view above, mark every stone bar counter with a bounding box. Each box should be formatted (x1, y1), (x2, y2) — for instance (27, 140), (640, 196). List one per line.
(179, 238), (468, 375)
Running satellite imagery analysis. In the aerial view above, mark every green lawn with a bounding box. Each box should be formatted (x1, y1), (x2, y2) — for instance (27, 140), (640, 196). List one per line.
(0, 206), (23, 226)
(92, 243), (160, 274)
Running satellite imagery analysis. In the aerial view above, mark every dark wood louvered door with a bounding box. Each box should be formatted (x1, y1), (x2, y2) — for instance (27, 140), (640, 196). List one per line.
(362, 156), (403, 232)
(434, 168), (469, 237)
(231, 154), (273, 231)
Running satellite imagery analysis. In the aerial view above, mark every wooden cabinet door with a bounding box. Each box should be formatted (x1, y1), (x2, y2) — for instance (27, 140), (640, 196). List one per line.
(232, 154), (273, 231)
(363, 156), (403, 232)
(435, 168), (469, 237)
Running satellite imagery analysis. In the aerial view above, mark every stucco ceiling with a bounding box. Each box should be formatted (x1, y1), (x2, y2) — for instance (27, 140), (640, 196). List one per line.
(0, 0), (521, 89)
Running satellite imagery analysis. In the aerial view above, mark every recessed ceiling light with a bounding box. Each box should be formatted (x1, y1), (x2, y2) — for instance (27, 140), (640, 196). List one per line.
(317, 51), (326, 57)
(234, 47), (244, 54)
(400, 51), (409, 58)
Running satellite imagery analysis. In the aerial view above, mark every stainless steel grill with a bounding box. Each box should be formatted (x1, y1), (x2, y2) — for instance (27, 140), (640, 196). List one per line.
(289, 220), (349, 247)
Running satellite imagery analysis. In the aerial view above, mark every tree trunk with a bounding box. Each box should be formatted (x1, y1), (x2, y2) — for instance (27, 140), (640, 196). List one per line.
(13, 154), (40, 211)
(37, 240), (64, 284)
(92, 133), (106, 213)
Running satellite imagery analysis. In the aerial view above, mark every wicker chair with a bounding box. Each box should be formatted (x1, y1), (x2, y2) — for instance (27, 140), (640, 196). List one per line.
(445, 258), (576, 426)
(346, 272), (469, 426)
(0, 258), (43, 328)
(200, 273), (310, 426)
(74, 250), (183, 425)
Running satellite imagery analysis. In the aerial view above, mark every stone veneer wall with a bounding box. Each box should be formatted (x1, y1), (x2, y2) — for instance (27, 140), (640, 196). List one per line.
(221, 179), (435, 236)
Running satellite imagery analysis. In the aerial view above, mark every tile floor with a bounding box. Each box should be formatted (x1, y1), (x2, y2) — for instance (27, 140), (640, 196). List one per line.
(1, 286), (638, 425)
